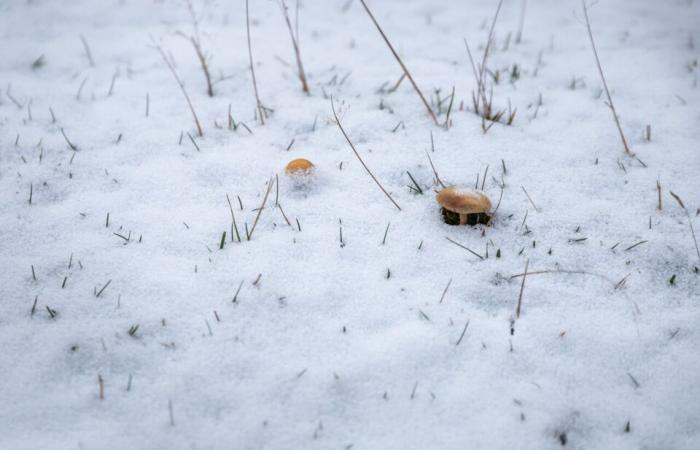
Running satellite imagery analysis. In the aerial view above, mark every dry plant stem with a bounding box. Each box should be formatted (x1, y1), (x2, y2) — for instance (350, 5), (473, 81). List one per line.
(279, 0), (309, 93)
(477, 0), (503, 103)
(246, 0), (266, 125)
(247, 178), (275, 240)
(425, 150), (446, 188)
(466, 0), (503, 119)
(515, 258), (529, 319)
(80, 35), (95, 67)
(359, 0), (438, 125)
(98, 374), (104, 400)
(154, 44), (203, 137)
(521, 185), (540, 212)
(515, 0), (526, 43)
(464, 1), (507, 125)
(493, 186), (504, 214)
(6, 89), (23, 108)
(464, 38), (485, 116)
(60, 128), (77, 151)
(445, 237), (483, 260)
(226, 194), (241, 242)
(190, 37), (213, 97)
(582, 1), (633, 156)
(388, 73), (406, 93)
(278, 204), (292, 226)
(510, 268), (615, 286)
(670, 191), (700, 263)
(439, 278), (452, 304)
(331, 99), (402, 211)
(455, 320), (469, 346)
(183, 0), (213, 96)
(463, 39), (480, 88)
(444, 86), (455, 129)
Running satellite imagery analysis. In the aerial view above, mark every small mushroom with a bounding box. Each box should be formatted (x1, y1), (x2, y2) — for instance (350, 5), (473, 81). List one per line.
(285, 158), (315, 176)
(436, 186), (493, 226)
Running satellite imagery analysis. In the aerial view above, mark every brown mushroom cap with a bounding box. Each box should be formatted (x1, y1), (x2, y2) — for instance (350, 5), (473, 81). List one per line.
(436, 186), (492, 214)
(285, 158), (315, 175)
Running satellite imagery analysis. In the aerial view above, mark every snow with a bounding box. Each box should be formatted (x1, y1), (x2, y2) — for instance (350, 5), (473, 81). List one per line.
(1, 0), (699, 448)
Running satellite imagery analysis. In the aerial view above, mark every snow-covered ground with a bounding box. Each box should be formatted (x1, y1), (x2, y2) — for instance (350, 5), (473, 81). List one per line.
(1, 0), (699, 448)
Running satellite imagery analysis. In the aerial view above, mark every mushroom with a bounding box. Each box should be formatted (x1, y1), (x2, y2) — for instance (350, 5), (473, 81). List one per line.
(285, 158), (315, 176)
(436, 186), (493, 226)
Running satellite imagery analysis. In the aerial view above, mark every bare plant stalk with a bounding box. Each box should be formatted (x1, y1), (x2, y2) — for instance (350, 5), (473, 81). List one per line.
(190, 37), (213, 96)
(521, 185), (540, 212)
(463, 38), (481, 109)
(107, 70), (118, 96)
(515, 0), (526, 44)
(98, 374), (104, 400)
(387, 73), (406, 93)
(60, 128), (78, 151)
(359, 0), (438, 125)
(153, 43), (204, 136)
(510, 268), (615, 286)
(331, 99), (401, 211)
(477, 0), (503, 105)
(468, 0), (503, 121)
(515, 258), (529, 319)
(246, 0), (267, 124)
(464, 1), (510, 126)
(183, 0), (214, 96)
(80, 35), (95, 67)
(279, 0), (309, 93)
(582, 1), (633, 156)
(670, 191), (700, 264)
(425, 150), (446, 188)
(443, 86), (455, 129)
(247, 178), (274, 240)
(445, 237), (483, 260)
(226, 194), (242, 242)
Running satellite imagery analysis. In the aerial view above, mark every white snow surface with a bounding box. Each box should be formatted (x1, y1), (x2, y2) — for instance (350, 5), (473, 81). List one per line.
(1, 0), (699, 449)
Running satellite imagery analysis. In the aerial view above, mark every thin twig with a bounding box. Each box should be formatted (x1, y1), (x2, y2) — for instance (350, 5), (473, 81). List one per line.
(80, 35), (95, 67)
(444, 86), (455, 129)
(515, 259), (529, 319)
(98, 374), (104, 400)
(445, 237), (483, 260)
(439, 278), (452, 304)
(278, 204), (292, 226)
(246, 0), (267, 124)
(60, 128), (78, 151)
(510, 268), (615, 286)
(359, 0), (438, 125)
(186, 132), (200, 152)
(226, 194), (242, 242)
(331, 98), (401, 211)
(670, 191), (700, 263)
(521, 185), (540, 212)
(515, 0), (526, 44)
(190, 36), (214, 97)
(183, 0), (214, 96)
(582, 1), (633, 157)
(279, 0), (309, 93)
(153, 41), (203, 136)
(425, 150), (446, 188)
(247, 178), (274, 240)
(477, 0), (503, 105)
(455, 320), (470, 346)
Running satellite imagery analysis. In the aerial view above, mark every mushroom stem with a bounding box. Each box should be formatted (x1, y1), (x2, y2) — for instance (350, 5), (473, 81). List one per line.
(459, 213), (468, 225)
